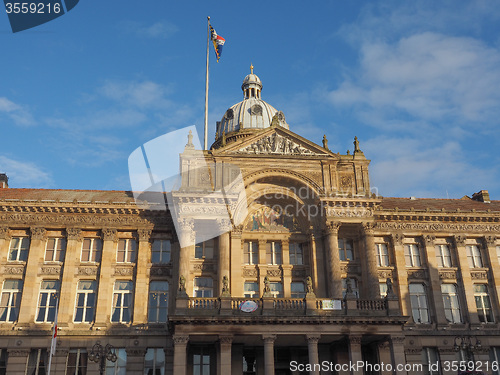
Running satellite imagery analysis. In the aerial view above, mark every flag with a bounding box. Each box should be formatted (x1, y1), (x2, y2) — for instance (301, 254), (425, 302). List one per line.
(210, 24), (225, 62)
(49, 301), (58, 357)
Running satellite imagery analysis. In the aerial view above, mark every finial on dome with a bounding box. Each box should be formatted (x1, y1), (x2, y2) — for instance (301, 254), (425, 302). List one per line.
(250, 63), (254, 74)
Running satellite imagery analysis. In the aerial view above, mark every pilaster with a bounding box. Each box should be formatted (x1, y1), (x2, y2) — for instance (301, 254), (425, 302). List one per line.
(391, 233), (410, 317)
(94, 228), (117, 326)
(133, 229), (152, 324)
(361, 222), (379, 299)
(324, 221), (342, 298)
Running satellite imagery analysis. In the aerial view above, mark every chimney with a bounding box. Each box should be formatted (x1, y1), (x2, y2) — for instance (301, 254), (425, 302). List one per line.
(0, 174), (8, 189)
(472, 190), (490, 203)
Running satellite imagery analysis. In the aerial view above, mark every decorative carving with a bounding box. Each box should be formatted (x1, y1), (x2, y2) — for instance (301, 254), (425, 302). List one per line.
(219, 336), (233, 345)
(3, 266), (24, 275)
(0, 226), (11, 239)
(7, 349), (30, 357)
(391, 233), (404, 246)
(225, 108), (234, 120)
(306, 276), (314, 294)
(422, 235), (436, 245)
(102, 228), (117, 242)
(374, 222), (500, 233)
(30, 227), (47, 240)
(66, 228), (82, 241)
(137, 229), (152, 242)
(263, 276), (272, 296)
(349, 336), (362, 345)
(250, 104), (262, 116)
(327, 207), (373, 218)
(391, 336), (406, 345)
(438, 347), (457, 354)
(126, 348), (146, 357)
(216, 218), (232, 232)
(262, 334), (277, 343)
(325, 221), (341, 235)
(114, 267), (133, 276)
(361, 222), (375, 235)
(173, 335), (189, 345)
(471, 271), (488, 280)
(40, 266), (61, 275)
(243, 269), (258, 277)
(192, 263), (215, 272)
(484, 235), (497, 246)
(78, 267), (98, 276)
(306, 335), (320, 344)
(150, 266), (171, 277)
(267, 269), (282, 277)
(221, 275), (230, 297)
(407, 269), (427, 279)
(386, 278), (396, 298)
(439, 271), (457, 280)
(179, 276), (186, 292)
(454, 235), (466, 246)
(339, 176), (352, 189)
(238, 133), (318, 155)
(405, 348), (423, 354)
(378, 270), (393, 279)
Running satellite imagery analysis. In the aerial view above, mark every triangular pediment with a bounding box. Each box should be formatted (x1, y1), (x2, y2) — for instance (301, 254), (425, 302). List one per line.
(216, 127), (335, 157)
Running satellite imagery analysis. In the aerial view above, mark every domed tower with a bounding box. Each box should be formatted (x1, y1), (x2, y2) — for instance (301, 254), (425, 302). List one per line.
(213, 65), (288, 149)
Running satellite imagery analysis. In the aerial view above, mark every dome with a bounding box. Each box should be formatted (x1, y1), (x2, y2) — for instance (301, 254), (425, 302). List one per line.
(216, 65), (289, 139)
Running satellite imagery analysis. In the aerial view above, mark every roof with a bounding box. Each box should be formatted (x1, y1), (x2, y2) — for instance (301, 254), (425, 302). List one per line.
(379, 197), (500, 213)
(0, 188), (137, 204)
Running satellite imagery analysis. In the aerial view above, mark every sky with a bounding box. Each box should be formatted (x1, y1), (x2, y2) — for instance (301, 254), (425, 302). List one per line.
(0, 0), (499, 200)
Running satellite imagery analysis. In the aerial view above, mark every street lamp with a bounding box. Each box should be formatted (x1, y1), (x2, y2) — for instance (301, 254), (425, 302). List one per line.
(88, 342), (117, 375)
(453, 336), (482, 361)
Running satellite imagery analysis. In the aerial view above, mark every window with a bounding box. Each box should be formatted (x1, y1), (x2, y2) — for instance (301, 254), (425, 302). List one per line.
(269, 282), (283, 298)
(0, 348), (7, 375)
(289, 243), (304, 265)
(466, 245), (483, 268)
(36, 280), (59, 322)
(342, 278), (359, 298)
(117, 239), (136, 263)
(436, 244), (452, 267)
(291, 282), (305, 298)
(422, 347), (440, 375)
(266, 242), (282, 265)
(8, 237), (29, 261)
(195, 239), (214, 259)
(111, 281), (133, 323)
(148, 281), (169, 323)
(474, 284), (494, 323)
(497, 246), (500, 265)
(152, 239), (171, 264)
(26, 349), (48, 375)
(105, 348), (126, 375)
(81, 238), (102, 262)
(441, 284), (461, 323)
(338, 238), (353, 261)
(45, 238), (66, 262)
(0, 279), (22, 322)
(379, 283), (387, 298)
(409, 283), (430, 323)
(74, 280), (97, 323)
(194, 278), (213, 298)
(244, 282), (259, 298)
(144, 348), (165, 375)
(243, 241), (258, 265)
(375, 243), (389, 267)
(66, 349), (87, 375)
(192, 348), (211, 375)
(490, 347), (500, 375)
(404, 244), (422, 267)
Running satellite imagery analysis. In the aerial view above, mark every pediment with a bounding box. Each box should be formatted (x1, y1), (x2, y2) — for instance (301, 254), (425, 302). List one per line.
(220, 127), (333, 157)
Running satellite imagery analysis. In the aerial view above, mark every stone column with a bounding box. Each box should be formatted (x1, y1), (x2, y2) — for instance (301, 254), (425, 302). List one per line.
(134, 229), (152, 324)
(18, 227), (46, 324)
(0, 226), (10, 263)
(377, 341), (392, 375)
(324, 222), (342, 298)
(173, 335), (189, 375)
(348, 335), (363, 374)
(282, 239), (292, 297)
(230, 226), (243, 297)
(58, 228), (82, 326)
(94, 228), (117, 326)
(390, 336), (407, 375)
(126, 348), (146, 373)
(178, 219), (195, 296)
(219, 335), (233, 374)
(258, 240), (268, 293)
(306, 335), (321, 375)
(484, 235), (500, 321)
(217, 219), (231, 296)
(453, 235), (480, 325)
(6, 349), (30, 374)
(262, 335), (277, 375)
(422, 235), (447, 326)
(310, 231), (326, 297)
(391, 233), (410, 317)
(361, 223), (380, 299)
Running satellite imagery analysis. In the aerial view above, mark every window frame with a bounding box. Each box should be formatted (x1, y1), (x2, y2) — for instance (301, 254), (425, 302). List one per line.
(474, 284), (494, 323)
(44, 237), (66, 263)
(105, 348), (126, 375)
(81, 238), (102, 263)
(266, 241), (282, 265)
(289, 242), (304, 265)
(36, 280), (59, 323)
(243, 282), (259, 298)
(375, 243), (390, 267)
(117, 238), (137, 263)
(8, 237), (30, 262)
(65, 349), (87, 375)
(269, 282), (283, 298)
(409, 283), (430, 324)
(435, 244), (452, 268)
(151, 239), (171, 264)
(404, 243), (422, 267)
(74, 280), (97, 323)
(144, 348), (165, 375)
(342, 278), (360, 298)
(148, 281), (169, 323)
(466, 245), (484, 268)
(195, 239), (215, 259)
(193, 277), (213, 298)
(111, 281), (133, 323)
(25, 348), (48, 375)
(422, 347), (441, 375)
(338, 238), (354, 261)
(0, 279), (23, 322)
(441, 284), (462, 323)
(291, 282), (306, 298)
(243, 241), (258, 265)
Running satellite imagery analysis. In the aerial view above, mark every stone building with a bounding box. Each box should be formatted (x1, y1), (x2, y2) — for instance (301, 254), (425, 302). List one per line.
(1, 69), (500, 375)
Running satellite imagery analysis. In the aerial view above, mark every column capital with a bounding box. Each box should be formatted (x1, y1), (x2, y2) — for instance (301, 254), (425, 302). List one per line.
(422, 234), (436, 246)
(30, 227), (47, 240)
(102, 228), (117, 242)
(306, 335), (321, 344)
(126, 348), (147, 357)
(391, 233), (404, 246)
(216, 218), (232, 232)
(231, 224), (243, 238)
(66, 228), (82, 242)
(454, 235), (466, 247)
(262, 334), (277, 344)
(484, 235), (497, 246)
(137, 228), (152, 242)
(0, 226), (11, 240)
(219, 335), (233, 345)
(7, 348), (30, 357)
(390, 336), (406, 345)
(325, 221), (341, 235)
(349, 335), (362, 345)
(361, 222), (375, 235)
(173, 335), (189, 345)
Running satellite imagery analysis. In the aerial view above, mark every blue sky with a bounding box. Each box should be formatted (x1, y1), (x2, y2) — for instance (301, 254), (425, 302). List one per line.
(0, 0), (499, 199)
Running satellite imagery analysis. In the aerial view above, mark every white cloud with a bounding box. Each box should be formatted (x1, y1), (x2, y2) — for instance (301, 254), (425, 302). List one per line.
(137, 21), (178, 39)
(0, 96), (35, 126)
(99, 80), (172, 110)
(0, 156), (52, 188)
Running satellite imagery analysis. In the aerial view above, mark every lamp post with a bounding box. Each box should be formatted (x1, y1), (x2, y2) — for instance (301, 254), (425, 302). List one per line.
(453, 335), (482, 361)
(88, 343), (117, 375)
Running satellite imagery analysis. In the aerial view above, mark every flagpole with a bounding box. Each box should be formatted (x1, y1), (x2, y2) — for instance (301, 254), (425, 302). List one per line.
(47, 295), (59, 375)
(204, 16), (210, 151)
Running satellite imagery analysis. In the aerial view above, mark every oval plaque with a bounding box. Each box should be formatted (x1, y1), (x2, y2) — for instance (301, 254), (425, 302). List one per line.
(239, 300), (258, 313)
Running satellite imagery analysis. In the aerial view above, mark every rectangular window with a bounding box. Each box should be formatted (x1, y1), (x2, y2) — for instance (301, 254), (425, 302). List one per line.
(117, 239), (136, 263)
(409, 283), (430, 323)
(0, 348), (6, 375)
(152, 239), (171, 264)
(8, 237), (29, 261)
(243, 241), (258, 265)
(289, 243), (304, 265)
(379, 283), (387, 298)
(291, 282), (305, 298)
(244, 282), (259, 298)
(111, 281), (133, 323)
(195, 239), (214, 259)
(0, 279), (22, 322)
(105, 348), (126, 375)
(74, 280), (97, 323)
(269, 282), (283, 298)
(342, 278), (359, 298)
(192, 348), (211, 375)
(375, 243), (389, 267)
(338, 238), (354, 261)
(36, 280), (59, 322)
(194, 277), (213, 298)
(404, 244), (422, 267)
(436, 244), (452, 267)
(144, 348), (165, 375)
(66, 349), (87, 375)
(26, 349), (48, 375)
(441, 284), (461, 323)
(466, 245), (483, 268)
(148, 281), (169, 323)
(266, 242), (282, 265)
(422, 347), (440, 375)
(490, 347), (500, 375)
(474, 284), (494, 323)
(45, 238), (66, 262)
(81, 238), (102, 262)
